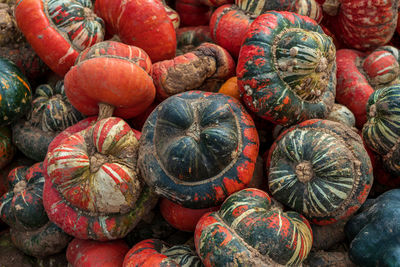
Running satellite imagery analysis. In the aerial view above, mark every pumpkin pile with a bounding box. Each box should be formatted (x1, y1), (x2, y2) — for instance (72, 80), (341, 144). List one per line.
(0, 0), (400, 266)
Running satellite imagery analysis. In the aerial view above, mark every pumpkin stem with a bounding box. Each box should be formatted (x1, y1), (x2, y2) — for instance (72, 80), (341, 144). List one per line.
(369, 104), (377, 118)
(296, 161), (314, 183)
(83, 7), (96, 21)
(322, 0), (340, 16)
(89, 152), (109, 173)
(97, 103), (115, 121)
(186, 122), (201, 142)
(13, 180), (27, 194)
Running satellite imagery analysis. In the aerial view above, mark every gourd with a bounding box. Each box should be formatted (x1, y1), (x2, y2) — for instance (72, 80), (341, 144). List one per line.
(237, 11), (336, 126)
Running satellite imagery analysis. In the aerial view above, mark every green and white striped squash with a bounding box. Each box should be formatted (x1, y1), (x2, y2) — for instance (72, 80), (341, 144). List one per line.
(267, 119), (373, 225)
(362, 84), (400, 176)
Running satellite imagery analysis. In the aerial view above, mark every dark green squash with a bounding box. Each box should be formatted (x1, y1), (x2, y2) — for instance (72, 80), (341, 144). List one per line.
(345, 189), (400, 267)
(237, 11), (336, 126)
(362, 84), (400, 176)
(267, 119), (373, 225)
(0, 126), (14, 169)
(0, 162), (71, 257)
(0, 162), (48, 231)
(0, 57), (31, 127)
(12, 80), (83, 161)
(138, 90), (259, 209)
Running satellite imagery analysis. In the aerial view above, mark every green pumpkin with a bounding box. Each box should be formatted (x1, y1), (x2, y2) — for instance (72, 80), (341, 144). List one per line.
(0, 57), (31, 127)
(12, 80), (83, 161)
(0, 126), (14, 169)
(237, 11), (336, 126)
(362, 84), (400, 176)
(267, 119), (373, 225)
(345, 189), (400, 267)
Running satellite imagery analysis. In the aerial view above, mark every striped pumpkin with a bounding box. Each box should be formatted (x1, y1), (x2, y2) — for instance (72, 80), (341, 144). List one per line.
(267, 119), (373, 225)
(123, 239), (203, 267)
(138, 91), (259, 209)
(236, 0), (322, 21)
(210, 1), (322, 59)
(237, 11), (336, 126)
(325, 103), (356, 129)
(12, 80), (83, 161)
(43, 117), (158, 240)
(362, 84), (400, 176)
(15, 0), (105, 76)
(194, 188), (313, 266)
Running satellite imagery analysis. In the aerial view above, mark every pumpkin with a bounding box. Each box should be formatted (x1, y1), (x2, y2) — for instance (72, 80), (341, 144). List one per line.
(64, 41), (155, 119)
(194, 188), (313, 266)
(325, 103), (356, 129)
(322, 0), (398, 51)
(210, 1), (322, 59)
(0, 127), (14, 170)
(0, 163), (48, 231)
(12, 81), (84, 161)
(44, 117), (158, 240)
(0, 162), (71, 257)
(362, 84), (400, 176)
(0, 57), (31, 127)
(15, 0), (105, 76)
(267, 119), (373, 225)
(123, 239), (203, 267)
(66, 238), (130, 267)
(176, 0), (211, 27)
(152, 42), (235, 100)
(159, 198), (219, 232)
(218, 76), (241, 101)
(336, 46), (400, 128)
(237, 11), (336, 126)
(94, 0), (176, 62)
(138, 91), (259, 209)
(345, 189), (400, 267)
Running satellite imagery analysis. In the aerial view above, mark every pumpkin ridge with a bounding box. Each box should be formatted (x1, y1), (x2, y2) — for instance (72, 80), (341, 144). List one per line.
(153, 97), (243, 185)
(300, 126), (363, 218)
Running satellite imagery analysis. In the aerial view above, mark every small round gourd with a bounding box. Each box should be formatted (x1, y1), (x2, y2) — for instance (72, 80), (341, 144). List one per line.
(237, 11), (336, 126)
(12, 81), (83, 161)
(267, 119), (373, 225)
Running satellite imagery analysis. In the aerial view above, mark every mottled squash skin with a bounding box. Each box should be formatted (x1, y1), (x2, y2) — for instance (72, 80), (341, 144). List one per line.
(194, 188), (313, 266)
(138, 91), (259, 209)
(0, 58), (31, 127)
(237, 11), (336, 126)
